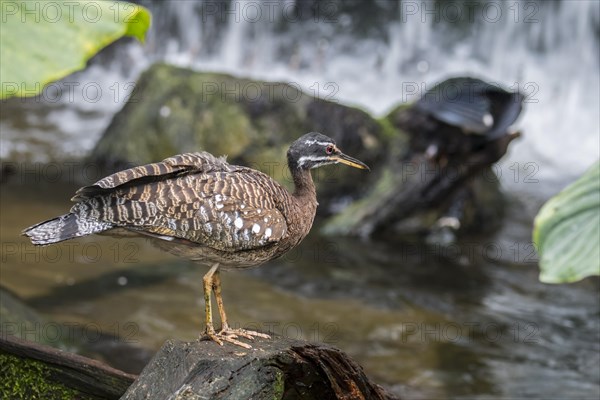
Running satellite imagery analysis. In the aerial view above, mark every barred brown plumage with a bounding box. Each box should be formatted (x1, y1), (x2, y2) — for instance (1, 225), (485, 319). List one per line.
(23, 132), (369, 348)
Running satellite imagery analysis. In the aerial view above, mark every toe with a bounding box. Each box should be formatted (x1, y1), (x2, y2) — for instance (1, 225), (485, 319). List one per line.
(202, 330), (224, 346)
(201, 327), (269, 349)
(246, 330), (270, 339)
(221, 335), (252, 349)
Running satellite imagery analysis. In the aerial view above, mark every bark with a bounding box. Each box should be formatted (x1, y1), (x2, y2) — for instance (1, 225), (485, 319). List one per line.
(122, 336), (398, 400)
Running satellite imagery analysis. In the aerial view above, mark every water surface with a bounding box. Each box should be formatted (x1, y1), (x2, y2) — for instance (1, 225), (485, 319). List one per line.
(1, 179), (598, 399)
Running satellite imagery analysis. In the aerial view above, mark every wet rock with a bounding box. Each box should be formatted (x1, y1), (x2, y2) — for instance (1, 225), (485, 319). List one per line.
(121, 337), (397, 400)
(90, 63), (388, 207)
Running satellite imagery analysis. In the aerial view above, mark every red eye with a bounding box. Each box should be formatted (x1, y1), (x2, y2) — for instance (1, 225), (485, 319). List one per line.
(326, 145), (334, 155)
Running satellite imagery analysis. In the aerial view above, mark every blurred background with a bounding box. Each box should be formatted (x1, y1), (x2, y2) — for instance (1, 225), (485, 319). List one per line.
(1, 1), (599, 399)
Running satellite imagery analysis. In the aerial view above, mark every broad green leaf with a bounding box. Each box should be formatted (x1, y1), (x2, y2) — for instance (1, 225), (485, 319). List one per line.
(533, 161), (600, 283)
(0, 0), (151, 99)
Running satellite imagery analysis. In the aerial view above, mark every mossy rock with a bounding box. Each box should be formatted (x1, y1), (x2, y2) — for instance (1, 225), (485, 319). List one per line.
(91, 63), (390, 206)
(93, 66), (259, 164)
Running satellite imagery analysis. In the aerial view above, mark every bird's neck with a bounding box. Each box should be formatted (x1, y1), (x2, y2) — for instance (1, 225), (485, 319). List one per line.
(290, 167), (318, 234)
(291, 167), (317, 202)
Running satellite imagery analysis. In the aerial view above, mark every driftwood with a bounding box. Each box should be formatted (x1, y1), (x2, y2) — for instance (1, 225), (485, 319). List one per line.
(122, 336), (398, 400)
(366, 131), (521, 235)
(0, 335), (136, 399)
(324, 131), (520, 237)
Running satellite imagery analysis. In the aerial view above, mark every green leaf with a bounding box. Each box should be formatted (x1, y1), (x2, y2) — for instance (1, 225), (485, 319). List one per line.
(0, 0), (151, 99)
(533, 161), (600, 283)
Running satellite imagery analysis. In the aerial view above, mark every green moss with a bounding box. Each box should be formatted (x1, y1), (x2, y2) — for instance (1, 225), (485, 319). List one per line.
(0, 353), (84, 400)
(322, 167), (397, 235)
(376, 114), (400, 139)
(271, 368), (284, 399)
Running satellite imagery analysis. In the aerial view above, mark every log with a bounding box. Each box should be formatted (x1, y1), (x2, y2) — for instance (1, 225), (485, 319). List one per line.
(0, 335), (136, 400)
(361, 131), (521, 236)
(323, 131), (520, 237)
(122, 336), (398, 400)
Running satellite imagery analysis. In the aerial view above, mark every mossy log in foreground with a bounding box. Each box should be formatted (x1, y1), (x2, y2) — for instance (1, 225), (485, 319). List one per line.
(2, 333), (397, 400)
(122, 337), (398, 400)
(0, 335), (136, 399)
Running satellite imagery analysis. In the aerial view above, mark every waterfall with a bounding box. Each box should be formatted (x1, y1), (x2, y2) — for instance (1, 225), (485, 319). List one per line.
(3, 0), (598, 197)
(141, 0), (599, 192)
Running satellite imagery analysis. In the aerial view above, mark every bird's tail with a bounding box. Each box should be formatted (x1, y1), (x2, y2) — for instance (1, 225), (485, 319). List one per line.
(23, 213), (113, 245)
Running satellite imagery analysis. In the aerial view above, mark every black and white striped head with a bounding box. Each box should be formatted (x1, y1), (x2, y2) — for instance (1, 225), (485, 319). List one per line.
(287, 132), (370, 171)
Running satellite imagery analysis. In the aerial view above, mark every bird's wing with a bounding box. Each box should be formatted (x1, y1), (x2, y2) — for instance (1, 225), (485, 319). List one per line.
(187, 169), (290, 251)
(416, 78), (492, 134)
(416, 77), (524, 137)
(484, 90), (525, 140)
(72, 152), (230, 201)
(71, 167), (290, 252)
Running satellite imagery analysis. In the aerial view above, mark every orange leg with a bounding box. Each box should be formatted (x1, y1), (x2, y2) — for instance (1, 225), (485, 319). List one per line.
(201, 264), (269, 349)
(202, 263), (219, 341)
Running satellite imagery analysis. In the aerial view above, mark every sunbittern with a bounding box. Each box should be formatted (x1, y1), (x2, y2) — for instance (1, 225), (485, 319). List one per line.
(23, 132), (369, 348)
(397, 77), (524, 159)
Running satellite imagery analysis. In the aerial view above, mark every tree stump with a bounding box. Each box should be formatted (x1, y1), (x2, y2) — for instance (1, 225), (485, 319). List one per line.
(122, 336), (398, 400)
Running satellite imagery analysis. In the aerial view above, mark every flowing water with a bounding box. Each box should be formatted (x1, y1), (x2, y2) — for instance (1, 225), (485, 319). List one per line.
(1, 175), (599, 399)
(1, 1), (599, 399)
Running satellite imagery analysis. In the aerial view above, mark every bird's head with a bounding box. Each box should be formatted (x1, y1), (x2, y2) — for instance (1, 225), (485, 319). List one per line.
(287, 132), (370, 171)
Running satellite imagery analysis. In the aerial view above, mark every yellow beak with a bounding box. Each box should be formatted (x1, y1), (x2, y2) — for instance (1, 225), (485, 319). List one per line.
(330, 153), (370, 170)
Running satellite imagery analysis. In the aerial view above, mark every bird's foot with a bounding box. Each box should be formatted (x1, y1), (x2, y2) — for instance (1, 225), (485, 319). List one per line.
(222, 327), (271, 341)
(202, 327), (270, 349)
